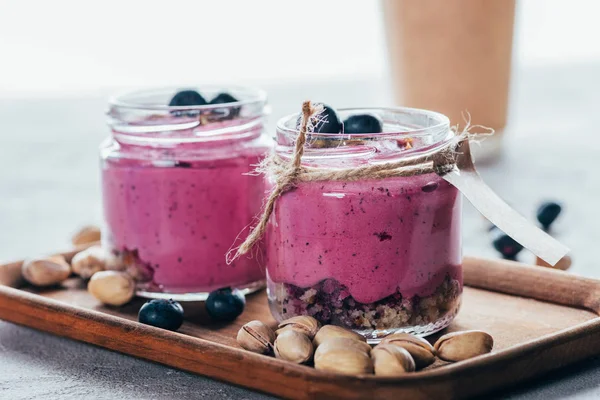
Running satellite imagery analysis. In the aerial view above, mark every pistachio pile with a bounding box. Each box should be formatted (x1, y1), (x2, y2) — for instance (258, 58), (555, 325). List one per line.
(4, 225), (137, 307)
(237, 316), (494, 376)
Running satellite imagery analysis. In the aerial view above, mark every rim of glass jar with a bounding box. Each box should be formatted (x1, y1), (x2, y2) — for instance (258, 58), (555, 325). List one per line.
(107, 85), (268, 144)
(109, 85), (267, 111)
(275, 106), (452, 162)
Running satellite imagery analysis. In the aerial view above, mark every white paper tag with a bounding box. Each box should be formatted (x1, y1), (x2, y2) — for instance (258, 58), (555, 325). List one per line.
(438, 139), (570, 266)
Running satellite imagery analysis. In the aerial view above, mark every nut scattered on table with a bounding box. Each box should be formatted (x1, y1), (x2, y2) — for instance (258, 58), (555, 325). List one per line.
(71, 246), (107, 279)
(371, 343), (416, 376)
(313, 324), (366, 347)
(314, 337), (371, 364)
(237, 320), (276, 354)
(382, 332), (436, 368)
(71, 225), (101, 246)
(536, 255), (572, 271)
(434, 330), (494, 362)
(22, 256), (71, 286)
(314, 346), (374, 375)
(276, 315), (320, 339)
(88, 270), (135, 306)
(273, 329), (313, 364)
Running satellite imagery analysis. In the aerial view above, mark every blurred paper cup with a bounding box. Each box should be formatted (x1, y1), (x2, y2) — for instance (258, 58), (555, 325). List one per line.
(382, 0), (516, 162)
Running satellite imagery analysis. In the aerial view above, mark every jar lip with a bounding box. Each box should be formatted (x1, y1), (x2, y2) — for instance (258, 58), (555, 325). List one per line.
(109, 85), (268, 112)
(276, 106), (450, 138)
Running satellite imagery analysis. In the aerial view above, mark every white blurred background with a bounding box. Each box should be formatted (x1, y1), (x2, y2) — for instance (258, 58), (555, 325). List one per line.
(0, 0), (599, 98)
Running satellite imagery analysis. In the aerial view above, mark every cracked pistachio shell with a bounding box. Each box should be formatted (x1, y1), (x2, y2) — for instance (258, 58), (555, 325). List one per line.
(71, 246), (106, 279)
(237, 320), (276, 354)
(276, 316), (320, 339)
(382, 333), (435, 369)
(314, 337), (372, 364)
(314, 347), (374, 375)
(273, 330), (314, 364)
(372, 343), (416, 376)
(22, 256), (71, 287)
(313, 325), (366, 348)
(434, 330), (494, 362)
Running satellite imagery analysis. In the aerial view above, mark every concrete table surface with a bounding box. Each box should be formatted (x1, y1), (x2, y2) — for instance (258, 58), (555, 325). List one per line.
(1, 63), (599, 399)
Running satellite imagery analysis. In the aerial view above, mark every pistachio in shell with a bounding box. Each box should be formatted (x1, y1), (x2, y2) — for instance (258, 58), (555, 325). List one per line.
(88, 270), (135, 306)
(71, 225), (101, 246)
(314, 337), (372, 364)
(71, 245), (106, 279)
(22, 256), (71, 287)
(382, 332), (435, 368)
(314, 347), (374, 375)
(237, 320), (276, 355)
(434, 330), (494, 362)
(276, 315), (320, 339)
(273, 330), (314, 364)
(313, 325), (366, 347)
(372, 343), (416, 376)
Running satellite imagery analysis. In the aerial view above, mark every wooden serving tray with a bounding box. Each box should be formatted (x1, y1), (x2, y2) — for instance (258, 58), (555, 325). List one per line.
(1, 251), (600, 399)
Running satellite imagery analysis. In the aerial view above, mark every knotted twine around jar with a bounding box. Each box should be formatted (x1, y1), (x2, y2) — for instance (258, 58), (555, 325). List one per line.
(226, 101), (481, 264)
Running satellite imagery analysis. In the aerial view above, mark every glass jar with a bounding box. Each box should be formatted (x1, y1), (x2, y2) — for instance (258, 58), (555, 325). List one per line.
(101, 86), (271, 301)
(266, 107), (462, 340)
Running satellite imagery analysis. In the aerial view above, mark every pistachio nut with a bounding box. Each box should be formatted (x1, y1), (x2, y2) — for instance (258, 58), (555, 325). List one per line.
(22, 256), (71, 287)
(434, 330), (494, 362)
(314, 337), (372, 364)
(313, 325), (366, 348)
(276, 315), (320, 339)
(382, 332), (435, 368)
(88, 270), (135, 306)
(274, 330), (314, 364)
(71, 225), (101, 246)
(314, 347), (374, 375)
(71, 246), (106, 279)
(372, 343), (416, 376)
(237, 320), (276, 355)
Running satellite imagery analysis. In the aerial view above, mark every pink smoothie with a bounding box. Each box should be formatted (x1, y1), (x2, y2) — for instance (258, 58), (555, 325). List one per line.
(266, 172), (462, 304)
(102, 128), (268, 294)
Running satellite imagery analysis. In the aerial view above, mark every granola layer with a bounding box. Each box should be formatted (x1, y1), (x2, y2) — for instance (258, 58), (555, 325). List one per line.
(269, 275), (461, 331)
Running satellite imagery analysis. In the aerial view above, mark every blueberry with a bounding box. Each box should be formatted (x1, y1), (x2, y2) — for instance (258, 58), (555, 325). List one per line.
(209, 93), (240, 119)
(168, 90), (207, 107)
(209, 93), (238, 104)
(490, 227), (523, 260)
(296, 104), (343, 134)
(536, 201), (562, 230)
(343, 114), (383, 134)
(205, 287), (245, 322)
(138, 299), (184, 331)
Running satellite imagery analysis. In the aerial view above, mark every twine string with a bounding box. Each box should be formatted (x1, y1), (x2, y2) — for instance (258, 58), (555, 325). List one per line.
(226, 101), (489, 264)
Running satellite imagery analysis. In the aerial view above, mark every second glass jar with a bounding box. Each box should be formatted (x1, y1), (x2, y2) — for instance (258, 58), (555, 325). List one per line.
(266, 107), (462, 340)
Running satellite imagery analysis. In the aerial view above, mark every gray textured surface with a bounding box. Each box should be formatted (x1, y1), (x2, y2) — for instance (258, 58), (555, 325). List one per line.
(1, 63), (600, 399)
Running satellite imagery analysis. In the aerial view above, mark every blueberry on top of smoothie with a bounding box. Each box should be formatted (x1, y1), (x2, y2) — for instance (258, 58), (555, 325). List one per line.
(297, 104), (343, 134)
(536, 201), (562, 230)
(210, 93), (238, 104)
(343, 114), (383, 134)
(205, 287), (246, 322)
(168, 90), (207, 106)
(138, 299), (184, 331)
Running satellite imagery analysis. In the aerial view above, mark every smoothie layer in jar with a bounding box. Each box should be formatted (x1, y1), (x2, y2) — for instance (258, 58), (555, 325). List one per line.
(101, 87), (270, 299)
(266, 107), (462, 336)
